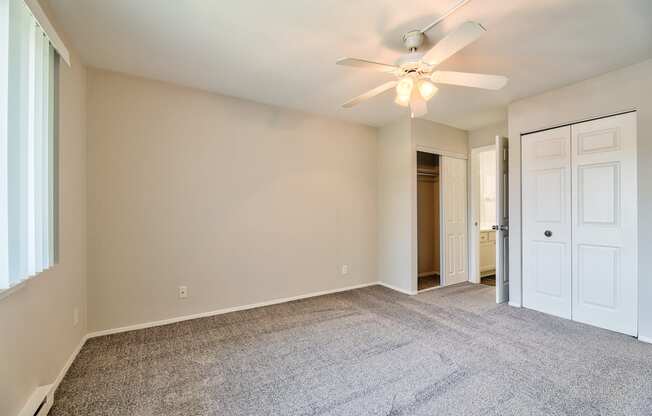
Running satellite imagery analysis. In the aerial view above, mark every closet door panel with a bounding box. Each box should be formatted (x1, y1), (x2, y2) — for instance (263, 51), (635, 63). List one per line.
(571, 112), (637, 336)
(522, 126), (572, 319)
(441, 156), (468, 286)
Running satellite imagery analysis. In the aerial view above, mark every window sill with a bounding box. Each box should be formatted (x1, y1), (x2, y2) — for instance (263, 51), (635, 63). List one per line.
(0, 279), (28, 301)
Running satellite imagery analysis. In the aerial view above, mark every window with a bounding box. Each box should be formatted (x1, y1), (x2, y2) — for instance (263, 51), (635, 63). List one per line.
(0, 0), (59, 291)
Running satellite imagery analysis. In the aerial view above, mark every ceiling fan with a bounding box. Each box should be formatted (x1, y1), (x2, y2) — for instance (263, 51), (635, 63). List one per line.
(336, 20), (508, 118)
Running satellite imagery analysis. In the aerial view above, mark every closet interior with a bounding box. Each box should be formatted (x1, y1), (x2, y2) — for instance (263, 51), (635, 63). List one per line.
(417, 151), (441, 291)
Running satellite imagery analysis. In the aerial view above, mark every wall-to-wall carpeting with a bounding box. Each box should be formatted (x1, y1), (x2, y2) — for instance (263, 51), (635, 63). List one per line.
(51, 284), (652, 415)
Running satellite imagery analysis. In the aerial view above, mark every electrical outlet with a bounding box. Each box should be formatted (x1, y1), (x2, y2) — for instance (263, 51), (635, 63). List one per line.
(341, 264), (349, 276)
(73, 307), (79, 327)
(178, 286), (188, 299)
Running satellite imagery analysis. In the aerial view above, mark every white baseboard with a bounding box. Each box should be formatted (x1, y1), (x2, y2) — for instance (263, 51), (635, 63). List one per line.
(377, 282), (417, 296)
(87, 282), (381, 338)
(51, 334), (88, 393)
(21, 334), (88, 416)
(638, 335), (652, 344)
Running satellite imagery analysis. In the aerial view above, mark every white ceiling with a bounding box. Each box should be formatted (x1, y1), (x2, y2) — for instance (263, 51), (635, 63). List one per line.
(46, 0), (652, 130)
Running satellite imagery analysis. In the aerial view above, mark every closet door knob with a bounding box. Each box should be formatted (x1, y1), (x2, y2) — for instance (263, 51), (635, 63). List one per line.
(544, 230), (552, 237)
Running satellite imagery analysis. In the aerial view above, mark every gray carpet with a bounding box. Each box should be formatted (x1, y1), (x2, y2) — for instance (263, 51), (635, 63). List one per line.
(50, 283), (652, 415)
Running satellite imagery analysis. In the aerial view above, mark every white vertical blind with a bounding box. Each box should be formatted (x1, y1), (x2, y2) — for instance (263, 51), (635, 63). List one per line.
(0, 0), (9, 287)
(0, 0), (57, 290)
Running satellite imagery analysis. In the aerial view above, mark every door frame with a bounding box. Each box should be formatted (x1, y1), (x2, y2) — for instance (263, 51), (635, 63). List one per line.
(413, 146), (468, 293)
(469, 145), (495, 285)
(413, 147), (445, 293)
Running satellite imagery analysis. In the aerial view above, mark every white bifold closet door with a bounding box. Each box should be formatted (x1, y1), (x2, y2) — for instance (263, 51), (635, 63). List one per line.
(441, 156), (468, 286)
(522, 112), (637, 335)
(571, 112), (637, 335)
(522, 126), (573, 319)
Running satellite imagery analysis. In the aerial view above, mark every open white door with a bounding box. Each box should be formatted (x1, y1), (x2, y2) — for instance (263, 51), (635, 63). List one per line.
(494, 136), (509, 303)
(441, 156), (468, 286)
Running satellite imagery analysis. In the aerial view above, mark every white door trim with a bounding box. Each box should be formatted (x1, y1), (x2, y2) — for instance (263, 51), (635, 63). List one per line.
(413, 148), (468, 291)
(416, 144), (467, 160)
(520, 110), (637, 138)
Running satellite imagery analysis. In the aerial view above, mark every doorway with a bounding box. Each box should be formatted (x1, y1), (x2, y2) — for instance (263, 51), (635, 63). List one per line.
(416, 150), (469, 292)
(470, 146), (497, 288)
(469, 136), (510, 303)
(417, 151), (441, 291)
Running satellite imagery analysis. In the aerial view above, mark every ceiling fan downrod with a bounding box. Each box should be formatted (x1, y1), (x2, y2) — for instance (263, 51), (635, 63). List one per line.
(402, 30), (425, 53)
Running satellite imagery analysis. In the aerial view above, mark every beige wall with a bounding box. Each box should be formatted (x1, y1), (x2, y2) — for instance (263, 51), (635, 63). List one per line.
(507, 58), (652, 340)
(377, 120), (413, 293)
(86, 69), (378, 332)
(377, 118), (468, 294)
(0, 54), (87, 415)
(412, 118), (469, 156)
(469, 121), (508, 149)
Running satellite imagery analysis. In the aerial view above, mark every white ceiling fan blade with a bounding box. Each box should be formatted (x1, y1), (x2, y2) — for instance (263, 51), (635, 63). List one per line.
(422, 21), (486, 66)
(410, 93), (427, 118)
(342, 81), (398, 108)
(336, 57), (398, 73)
(431, 71), (508, 90)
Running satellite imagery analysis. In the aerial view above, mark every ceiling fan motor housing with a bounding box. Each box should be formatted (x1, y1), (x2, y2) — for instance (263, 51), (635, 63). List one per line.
(396, 51), (429, 77)
(402, 30), (425, 51)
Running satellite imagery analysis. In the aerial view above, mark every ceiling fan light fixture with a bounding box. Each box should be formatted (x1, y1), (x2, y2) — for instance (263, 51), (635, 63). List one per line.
(396, 77), (414, 99)
(337, 19), (508, 116)
(394, 94), (410, 107)
(417, 80), (438, 101)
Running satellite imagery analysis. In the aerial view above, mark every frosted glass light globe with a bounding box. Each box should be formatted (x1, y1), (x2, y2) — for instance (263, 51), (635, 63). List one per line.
(417, 80), (438, 100)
